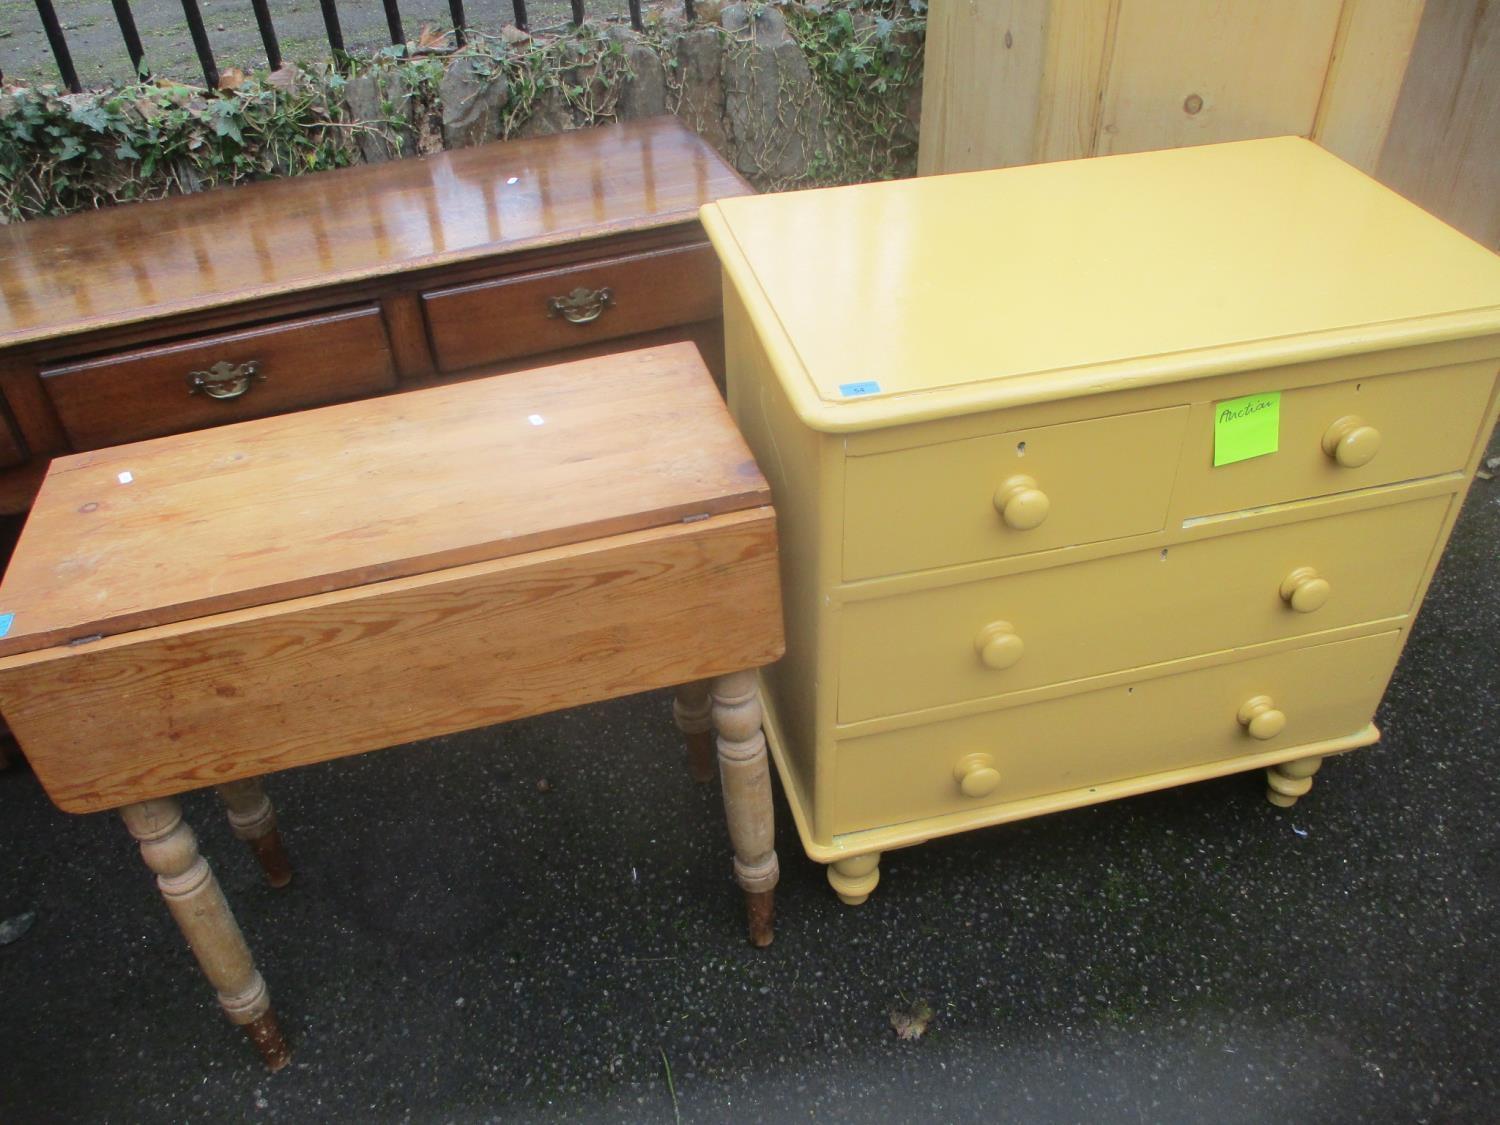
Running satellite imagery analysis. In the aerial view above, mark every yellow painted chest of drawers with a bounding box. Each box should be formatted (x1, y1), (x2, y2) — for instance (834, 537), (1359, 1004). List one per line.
(699, 137), (1500, 905)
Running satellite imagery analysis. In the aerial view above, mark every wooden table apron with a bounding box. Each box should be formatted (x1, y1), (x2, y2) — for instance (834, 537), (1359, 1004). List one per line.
(0, 342), (786, 1069)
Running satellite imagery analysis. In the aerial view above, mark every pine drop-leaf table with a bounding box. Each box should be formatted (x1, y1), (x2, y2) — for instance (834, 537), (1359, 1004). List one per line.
(0, 342), (784, 1069)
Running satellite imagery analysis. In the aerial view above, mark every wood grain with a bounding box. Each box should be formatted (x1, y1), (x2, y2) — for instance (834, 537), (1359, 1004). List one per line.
(41, 305), (398, 450)
(0, 342), (767, 656)
(1310, 0), (1426, 173)
(0, 117), (752, 350)
(422, 243), (722, 372)
(917, 0), (1047, 175)
(0, 508), (784, 814)
(1095, 0), (1343, 156)
(1033, 0), (1119, 165)
(1377, 0), (1500, 249)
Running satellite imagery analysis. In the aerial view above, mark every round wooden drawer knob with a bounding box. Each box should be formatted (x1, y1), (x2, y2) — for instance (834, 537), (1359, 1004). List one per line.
(975, 621), (1025, 670)
(994, 475), (1050, 530)
(1237, 695), (1286, 740)
(1322, 415), (1381, 468)
(953, 753), (1001, 799)
(1279, 567), (1331, 613)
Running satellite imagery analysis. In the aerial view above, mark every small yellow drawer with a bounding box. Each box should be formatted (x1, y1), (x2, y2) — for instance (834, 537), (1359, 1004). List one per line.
(842, 405), (1188, 580)
(1175, 361), (1495, 518)
(837, 493), (1448, 722)
(832, 629), (1403, 836)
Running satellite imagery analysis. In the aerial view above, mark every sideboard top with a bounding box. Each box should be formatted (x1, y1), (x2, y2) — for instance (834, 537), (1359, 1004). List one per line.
(0, 342), (768, 657)
(703, 136), (1500, 432)
(0, 116), (751, 351)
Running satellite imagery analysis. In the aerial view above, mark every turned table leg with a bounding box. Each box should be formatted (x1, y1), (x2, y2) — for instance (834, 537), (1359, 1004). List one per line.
(120, 798), (290, 1071)
(710, 670), (779, 947)
(828, 853), (881, 906)
(672, 680), (716, 784)
(1266, 755), (1324, 808)
(216, 777), (294, 888)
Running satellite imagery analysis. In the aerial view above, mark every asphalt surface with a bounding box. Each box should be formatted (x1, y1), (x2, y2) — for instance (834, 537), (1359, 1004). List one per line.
(1, 424), (1498, 1122)
(1, 0), (616, 88)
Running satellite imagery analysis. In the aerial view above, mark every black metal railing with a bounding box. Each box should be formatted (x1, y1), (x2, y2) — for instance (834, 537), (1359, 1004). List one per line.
(24, 0), (702, 93)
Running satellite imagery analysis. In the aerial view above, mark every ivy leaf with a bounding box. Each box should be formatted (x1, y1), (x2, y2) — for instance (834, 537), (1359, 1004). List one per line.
(115, 141), (141, 159)
(68, 102), (111, 132)
(56, 135), (86, 160)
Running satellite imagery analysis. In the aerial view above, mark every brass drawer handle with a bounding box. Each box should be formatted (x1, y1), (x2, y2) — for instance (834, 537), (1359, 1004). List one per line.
(547, 286), (614, 325)
(187, 360), (263, 400)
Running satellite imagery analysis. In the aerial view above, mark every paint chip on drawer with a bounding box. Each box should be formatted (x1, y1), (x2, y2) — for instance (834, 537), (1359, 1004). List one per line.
(839, 381), (881, 398)
(1214, 392), (1280, 466)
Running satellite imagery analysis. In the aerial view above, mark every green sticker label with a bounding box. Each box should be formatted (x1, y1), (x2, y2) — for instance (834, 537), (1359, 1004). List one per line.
(1214, 392), (1280, 467)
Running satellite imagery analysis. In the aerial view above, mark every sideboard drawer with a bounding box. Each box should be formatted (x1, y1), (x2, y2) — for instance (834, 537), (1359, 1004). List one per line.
(42, 307), (397, 450)
(842, 406), (1188, 580)
(838, 493), (1447, 723)
(832, 629), (1404, 836)
(1175, 361), (1495, 518)
(422, 244), (722, 372)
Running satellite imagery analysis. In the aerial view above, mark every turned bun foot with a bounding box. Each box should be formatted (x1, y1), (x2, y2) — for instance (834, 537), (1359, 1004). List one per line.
(1266, 756), (1323, 808)
(828, 853), (881, 906)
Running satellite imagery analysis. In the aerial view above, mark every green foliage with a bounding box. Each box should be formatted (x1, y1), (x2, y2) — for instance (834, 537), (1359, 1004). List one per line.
(0, 3), (925, 223)
(0, 75), (357, 221)
(785, 0), (926, 186)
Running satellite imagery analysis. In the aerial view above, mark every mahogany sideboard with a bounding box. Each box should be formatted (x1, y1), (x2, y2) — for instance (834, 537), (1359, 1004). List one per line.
(0, 116), (752, 515)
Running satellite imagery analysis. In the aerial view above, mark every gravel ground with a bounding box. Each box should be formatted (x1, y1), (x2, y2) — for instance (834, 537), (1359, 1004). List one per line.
(1, 428), (1497, 1122)
(0, 0), (633, 88)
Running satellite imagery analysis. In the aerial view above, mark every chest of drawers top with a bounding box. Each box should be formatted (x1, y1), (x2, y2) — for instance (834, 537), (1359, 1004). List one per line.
(0, 117), (748, 350)
(702, 136), (1500, 432)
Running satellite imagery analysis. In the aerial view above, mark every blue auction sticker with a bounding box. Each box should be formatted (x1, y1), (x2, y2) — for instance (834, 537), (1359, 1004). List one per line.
(0, 613), (13, 638)
(838, 381), (881, 398)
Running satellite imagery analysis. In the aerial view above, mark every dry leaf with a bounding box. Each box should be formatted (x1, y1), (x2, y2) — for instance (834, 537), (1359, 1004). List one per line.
(416, 24), (450, 51)
(266, 66), (299, 92)
(217, 67), (247, 92)
(889, 998), (934, 1040)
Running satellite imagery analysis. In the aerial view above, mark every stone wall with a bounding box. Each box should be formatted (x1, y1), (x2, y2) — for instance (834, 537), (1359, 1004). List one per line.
(0, 2), (925, 222)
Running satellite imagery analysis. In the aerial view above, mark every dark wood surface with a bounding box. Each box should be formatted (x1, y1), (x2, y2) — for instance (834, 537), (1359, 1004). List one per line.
(0, 406), (25, 470)
(0, 118), (753, 514)
(0, 118), (750, 350)
(422, 243), (722, 371)
(42, 306), (397, 450)
(0, 343), (768, 658)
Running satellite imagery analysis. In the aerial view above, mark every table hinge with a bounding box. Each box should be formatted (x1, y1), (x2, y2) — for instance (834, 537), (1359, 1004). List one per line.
(681, 512), (711, 524)
(67, 633), (104, 647)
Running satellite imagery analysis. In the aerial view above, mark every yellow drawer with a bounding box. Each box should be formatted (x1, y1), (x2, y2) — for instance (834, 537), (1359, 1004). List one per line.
(832, 629), (1403, 836)
(838, 493), (1447, 722)
(1175, 361), (1494, 518)
(842, 406), (1188, 580)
